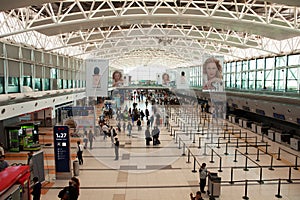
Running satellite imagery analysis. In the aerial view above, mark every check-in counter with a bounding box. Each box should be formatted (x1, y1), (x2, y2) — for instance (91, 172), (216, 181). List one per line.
(231, 115), (236, 124)
(268, 129), (275, 141)
(257, 124), (269, 135)
(238, 118), (243, 127)
(251, 123), (257, 133)
(290, 138), (300, 151)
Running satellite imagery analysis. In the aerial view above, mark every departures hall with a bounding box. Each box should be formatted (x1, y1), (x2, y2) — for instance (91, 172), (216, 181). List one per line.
(0, 1), (299, 200)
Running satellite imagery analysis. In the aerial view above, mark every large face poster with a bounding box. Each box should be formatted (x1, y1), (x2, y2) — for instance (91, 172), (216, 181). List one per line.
(112, 70), (124, 87)
(163, 70), (176, 87)
(86, 59), (109, 97)
(176, 68), (190, 89)
(202, 56), (224, 91)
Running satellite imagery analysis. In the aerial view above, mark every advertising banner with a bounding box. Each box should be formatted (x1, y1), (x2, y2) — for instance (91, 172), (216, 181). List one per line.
(202, 56), (224, 91)
(86, 59), (109, 97)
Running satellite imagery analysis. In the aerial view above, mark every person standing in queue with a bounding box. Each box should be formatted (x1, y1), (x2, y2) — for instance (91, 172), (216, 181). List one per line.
(76, 141), (84, 165)
(31, 177), (42, 200)
(114, 137), (120, 160)
(199, 163), (209, 193)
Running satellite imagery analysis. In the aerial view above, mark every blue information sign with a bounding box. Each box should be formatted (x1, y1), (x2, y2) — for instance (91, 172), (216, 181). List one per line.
(53, 126), (70, 172)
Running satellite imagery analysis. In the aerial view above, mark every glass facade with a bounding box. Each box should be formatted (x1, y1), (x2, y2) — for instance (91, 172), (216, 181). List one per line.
(224, 54), (300, 93)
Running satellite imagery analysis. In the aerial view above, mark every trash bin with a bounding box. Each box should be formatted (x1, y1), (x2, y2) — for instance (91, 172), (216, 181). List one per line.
(207, 172), (221, 197)
(73, 160), (80, 176)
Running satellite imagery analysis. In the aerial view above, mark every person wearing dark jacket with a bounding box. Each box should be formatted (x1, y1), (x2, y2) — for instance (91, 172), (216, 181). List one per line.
(59, 181), (79, 200)
(31, 177), (42, 200)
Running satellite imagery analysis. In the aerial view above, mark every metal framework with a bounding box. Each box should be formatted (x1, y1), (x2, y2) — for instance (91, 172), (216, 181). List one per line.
(0, 0), (300, 69)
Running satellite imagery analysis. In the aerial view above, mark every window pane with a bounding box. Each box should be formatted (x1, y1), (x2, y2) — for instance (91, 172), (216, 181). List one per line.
(257, 58), (264, 70)
(23, 76), (32, 88)
(43, 78), (50, 90)
(266, 57), (275, 70)
(288, 54), (300, 66)
(0, 77), (4, 94)
(249, 59), (256, 70)
(8, 77), (20, 93)
(275, 56), (287, 67)
(34, 78), (42, 91)
(275, 69), (285, 91)
(241, 72), (248, 89)
(256, 71), (264, 89)
(249, 71), (255, 89)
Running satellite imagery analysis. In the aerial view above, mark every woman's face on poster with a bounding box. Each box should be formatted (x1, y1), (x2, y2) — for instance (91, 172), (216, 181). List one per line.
(206, 62), (218, 79)
(114, 72), (121, 81)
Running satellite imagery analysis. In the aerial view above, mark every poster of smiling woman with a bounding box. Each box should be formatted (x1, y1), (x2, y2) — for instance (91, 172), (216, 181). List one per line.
(86, 59), (109, 97)
(202, 56), (224, 91)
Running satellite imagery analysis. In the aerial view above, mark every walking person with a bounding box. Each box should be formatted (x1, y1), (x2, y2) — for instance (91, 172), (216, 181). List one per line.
(127, 122), (132, 136)
(76, 141), (84, 165)
(145, 127), (152, 146)
(122, 121), (126, 132)
(199, 163), (209, 193)
(88, 130), (95, 149)
(31, 177), (42, 200)
(114, 137), (120, 160)
(83, 131), (88, 149)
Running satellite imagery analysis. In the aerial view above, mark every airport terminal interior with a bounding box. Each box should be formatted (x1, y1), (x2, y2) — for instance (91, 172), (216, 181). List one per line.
(0, 1), (300, 200)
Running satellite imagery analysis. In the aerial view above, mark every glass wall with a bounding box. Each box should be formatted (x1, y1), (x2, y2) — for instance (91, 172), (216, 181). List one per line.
(0, 41), (84, 94)
(224, 54), (300, 93)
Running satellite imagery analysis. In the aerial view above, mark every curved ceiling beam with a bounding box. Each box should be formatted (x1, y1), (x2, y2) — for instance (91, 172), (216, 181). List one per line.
(0, 0), (59, 12)
(1, 1), (299, 41)
(58, 27), (258, 49)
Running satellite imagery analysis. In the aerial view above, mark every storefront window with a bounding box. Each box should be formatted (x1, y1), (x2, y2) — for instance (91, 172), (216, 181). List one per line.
(23, 76), (32, 88)
(0, 76), (4, 94)
(34, 78), (42, 91)
(7, 77), (20, 93)
(43, 78), (50, 91)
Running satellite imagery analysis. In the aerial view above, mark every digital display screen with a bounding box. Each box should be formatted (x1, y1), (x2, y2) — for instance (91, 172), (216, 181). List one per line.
(53, 126), (70, 172)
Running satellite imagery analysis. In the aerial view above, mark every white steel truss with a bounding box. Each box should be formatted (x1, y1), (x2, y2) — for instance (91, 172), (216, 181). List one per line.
(0, 0), (300, 68)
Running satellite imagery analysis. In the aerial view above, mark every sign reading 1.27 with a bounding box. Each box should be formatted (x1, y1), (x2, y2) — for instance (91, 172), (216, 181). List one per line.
(56, 132), (67, 139)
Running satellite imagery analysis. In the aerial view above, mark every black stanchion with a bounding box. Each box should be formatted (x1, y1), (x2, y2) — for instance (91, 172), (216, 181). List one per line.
(192, 157), (197, 173)
(277, 148), (281, 160)
(229, 167), (234, 184)
(265, 142), (268, 153)
(244, 157), (249, 171)
(242, 180), (249, 200)
(182, 143), (186, 156)
(255, 136), (258, 147)
(210, 149), (214, 163)
(258, 167), (264, 184)
(218, 157), (223, 172)
(256, 148), (260, 162)
(287, 167), (292, 183)
(198, 137), (201, 149)
(269, 156), (274, 170)
(186, 149), (191, 163)
(217, 138), (220, 148)
(236, 138), (239, 148)
(294, 156), (299, 170)
(224, 142), (229, 155)
(275, 178), (283, 198)
(193, 132), (196, 143)
(245, 142), (249, 155)
(233, 149), (237, 162)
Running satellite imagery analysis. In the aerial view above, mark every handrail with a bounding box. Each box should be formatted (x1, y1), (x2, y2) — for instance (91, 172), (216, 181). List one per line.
(277, 147), (300, 170)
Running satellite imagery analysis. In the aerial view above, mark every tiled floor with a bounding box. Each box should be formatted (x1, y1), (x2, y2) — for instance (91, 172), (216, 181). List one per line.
(4, 100), (300, 200)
